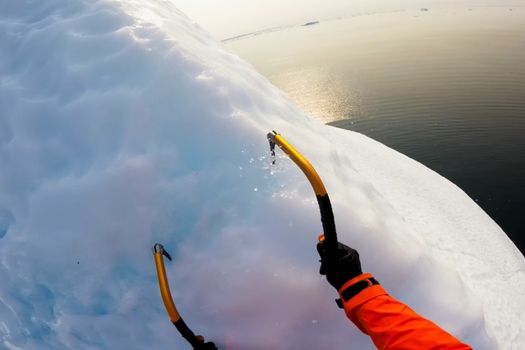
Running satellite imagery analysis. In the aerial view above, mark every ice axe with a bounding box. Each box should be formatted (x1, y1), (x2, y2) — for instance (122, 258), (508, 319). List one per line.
(267, 130), (339, 254)
(153, 243), (218, 350)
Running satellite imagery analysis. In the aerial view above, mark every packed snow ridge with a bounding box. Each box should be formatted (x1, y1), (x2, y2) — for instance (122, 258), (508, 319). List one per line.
(0, 1), (524, 349)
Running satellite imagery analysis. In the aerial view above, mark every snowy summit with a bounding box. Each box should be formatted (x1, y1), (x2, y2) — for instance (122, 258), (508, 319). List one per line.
(0, 1), (524, 349)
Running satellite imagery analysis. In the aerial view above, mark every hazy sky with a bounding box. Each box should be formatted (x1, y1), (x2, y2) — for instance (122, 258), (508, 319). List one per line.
(173, 0), (524, 39)
(174, 0), (353, 39)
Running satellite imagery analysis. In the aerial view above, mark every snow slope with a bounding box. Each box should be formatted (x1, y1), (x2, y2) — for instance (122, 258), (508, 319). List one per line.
(0, 1), (524, 349)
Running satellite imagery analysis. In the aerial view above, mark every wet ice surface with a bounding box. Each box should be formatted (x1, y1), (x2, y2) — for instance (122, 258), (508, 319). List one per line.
(0, 1), (524, 349)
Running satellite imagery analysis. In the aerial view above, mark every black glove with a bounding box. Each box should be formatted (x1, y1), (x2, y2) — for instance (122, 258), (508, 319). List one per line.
(317, 240), (362, 291)
(194, 341), (218, 350)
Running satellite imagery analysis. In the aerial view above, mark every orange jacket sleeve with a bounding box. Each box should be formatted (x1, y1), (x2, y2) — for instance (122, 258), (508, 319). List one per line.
(338, 273), (472, 350)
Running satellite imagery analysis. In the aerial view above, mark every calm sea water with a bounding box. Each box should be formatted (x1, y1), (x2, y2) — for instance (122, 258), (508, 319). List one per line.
(227, 8), (525, 254)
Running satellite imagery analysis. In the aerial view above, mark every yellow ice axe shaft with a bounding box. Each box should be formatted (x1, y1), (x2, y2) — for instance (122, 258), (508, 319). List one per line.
(153, 244), (205, 348)
(267, 131), (338, 253)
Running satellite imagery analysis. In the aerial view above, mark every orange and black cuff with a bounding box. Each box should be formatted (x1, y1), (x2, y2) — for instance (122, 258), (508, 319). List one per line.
(337, 273), (387, 310)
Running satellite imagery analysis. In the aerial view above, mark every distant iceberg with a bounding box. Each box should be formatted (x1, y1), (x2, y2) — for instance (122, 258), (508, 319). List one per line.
(303, 21), (320, 26)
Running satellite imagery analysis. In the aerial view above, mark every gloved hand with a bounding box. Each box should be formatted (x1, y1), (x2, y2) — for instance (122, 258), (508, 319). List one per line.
(317, 240), (362, 291)
(194, 341), (218, 350)
(193, 335), (218, 350)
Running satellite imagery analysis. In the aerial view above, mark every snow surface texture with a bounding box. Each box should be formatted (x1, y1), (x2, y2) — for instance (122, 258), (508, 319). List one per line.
(0, 1), (524, 349)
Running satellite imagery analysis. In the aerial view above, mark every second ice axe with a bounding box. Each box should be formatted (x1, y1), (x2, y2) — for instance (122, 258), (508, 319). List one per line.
(267, 131), (339, 254)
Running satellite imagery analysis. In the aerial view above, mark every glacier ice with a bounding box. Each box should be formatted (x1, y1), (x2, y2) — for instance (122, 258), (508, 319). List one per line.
(0, 1), (524, 349)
